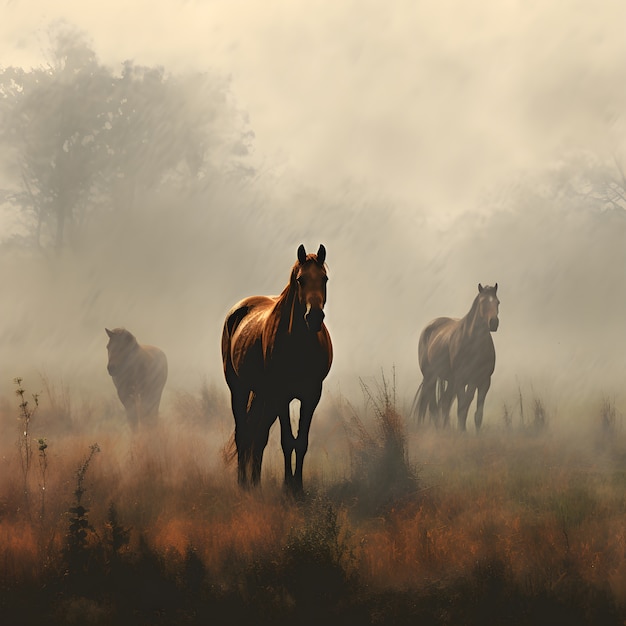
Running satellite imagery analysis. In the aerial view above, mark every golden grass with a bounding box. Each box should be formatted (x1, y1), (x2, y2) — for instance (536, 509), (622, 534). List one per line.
(1, 381), (625, 624)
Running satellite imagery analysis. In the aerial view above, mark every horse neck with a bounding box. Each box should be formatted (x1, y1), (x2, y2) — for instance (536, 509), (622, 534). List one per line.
(262, 278), (306, 360)
(123, 343), (142, 369)
(279, 277), (308, 331)
(460, 296), (488, 340)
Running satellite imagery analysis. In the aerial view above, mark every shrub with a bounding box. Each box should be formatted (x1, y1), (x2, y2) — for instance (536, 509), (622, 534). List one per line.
(334, 369), (419, 515)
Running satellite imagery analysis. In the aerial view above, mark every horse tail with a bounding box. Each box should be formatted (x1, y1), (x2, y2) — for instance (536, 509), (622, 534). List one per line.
(413, 377), (437, 425)
(411, 379), (437, 424)
(410, 382), (423, 421)
(435, 378), (447, 428)
(221, 432), (238, 467)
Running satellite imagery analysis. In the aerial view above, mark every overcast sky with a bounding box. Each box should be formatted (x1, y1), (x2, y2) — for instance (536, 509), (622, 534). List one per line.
(2, 0), (625, 221)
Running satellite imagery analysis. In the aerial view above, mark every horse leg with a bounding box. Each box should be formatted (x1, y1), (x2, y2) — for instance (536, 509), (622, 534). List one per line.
(125, 405), (138, 431)
(148, 386), (165, 420)
(141, 392), (160, 427)
(474, 378), (491, 432)
(432, 379), (442, 428)
(292, 386), (322, 492)
(456, 383), (476, 431)
(116, 385), (138, 431)
(123, 395), (139, 431)
(279, 405), (296, 489)
(250, 400), (276, 487)
(231, 388), (252, 487)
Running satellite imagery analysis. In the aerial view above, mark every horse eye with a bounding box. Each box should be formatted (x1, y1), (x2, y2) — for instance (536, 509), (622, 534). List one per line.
(296, 276), (305, 286)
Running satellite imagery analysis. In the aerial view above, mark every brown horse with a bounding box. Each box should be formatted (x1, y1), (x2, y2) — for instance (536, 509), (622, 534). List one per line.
(105, 328), (168, 430)
(221, 244), (333, 491)
(413, 284), (499, 432)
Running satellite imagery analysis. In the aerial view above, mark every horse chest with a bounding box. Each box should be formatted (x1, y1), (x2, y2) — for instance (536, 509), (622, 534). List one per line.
(272, 340), (321, 373)
(451, 335), (495, 380)
(233, 332), (324, 388)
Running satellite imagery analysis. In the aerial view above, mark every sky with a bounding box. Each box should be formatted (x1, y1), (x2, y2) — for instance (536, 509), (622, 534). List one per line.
(1, 0), (625, 426)
(2, 0), (625, 217)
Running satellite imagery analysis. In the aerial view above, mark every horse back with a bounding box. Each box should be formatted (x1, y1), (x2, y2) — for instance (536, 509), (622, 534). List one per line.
(111, 343), (167, 411)
(133, 344), (168, 392)
(142, 344), (167, 374)
(222, 295), (276, 381)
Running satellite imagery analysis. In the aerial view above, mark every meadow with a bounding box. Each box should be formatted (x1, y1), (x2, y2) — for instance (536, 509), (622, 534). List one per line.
(1, 375), (625, 626)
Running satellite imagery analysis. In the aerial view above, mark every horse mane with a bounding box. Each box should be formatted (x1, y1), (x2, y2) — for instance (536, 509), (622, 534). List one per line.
(261, 254), (326, 361)
(463, 285), (497, 337)
(462, 295), (482, 336)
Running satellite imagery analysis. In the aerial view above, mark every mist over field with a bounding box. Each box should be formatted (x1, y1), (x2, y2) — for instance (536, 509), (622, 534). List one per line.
(0, 0), (625, 430)
(3, 5), (626, 624)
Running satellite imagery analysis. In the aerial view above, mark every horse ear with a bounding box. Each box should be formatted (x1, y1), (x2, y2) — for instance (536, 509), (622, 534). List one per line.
(494, 283), (498, 293)
(105, 328), (113, 338)
(317, 244), (326, 265)
(478, 283), (483, 292)
(297, 244), (307, 264)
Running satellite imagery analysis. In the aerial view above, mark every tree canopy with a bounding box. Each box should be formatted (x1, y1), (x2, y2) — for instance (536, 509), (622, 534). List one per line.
(0, 25), (253, 251)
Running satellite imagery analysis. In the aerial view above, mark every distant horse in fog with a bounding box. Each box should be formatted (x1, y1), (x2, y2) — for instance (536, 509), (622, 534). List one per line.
(105, 328), (168, 430)
(221, 244), (333, 492)
(413, 283), (499, 432)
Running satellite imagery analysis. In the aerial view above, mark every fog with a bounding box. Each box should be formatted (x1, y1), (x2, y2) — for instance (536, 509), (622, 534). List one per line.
(1, 1), (625, 429)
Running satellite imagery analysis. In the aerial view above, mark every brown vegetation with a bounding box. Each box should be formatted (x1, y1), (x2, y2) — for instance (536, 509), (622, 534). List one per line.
(0, 377), (625, 625)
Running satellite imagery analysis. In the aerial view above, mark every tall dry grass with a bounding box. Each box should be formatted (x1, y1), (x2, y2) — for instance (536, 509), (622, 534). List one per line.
(0, 374), (625, 624)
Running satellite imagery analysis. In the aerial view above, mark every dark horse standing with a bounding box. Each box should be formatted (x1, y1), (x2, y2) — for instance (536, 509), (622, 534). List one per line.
(221, 244), (333, 491)
(413, 284), (499, 432)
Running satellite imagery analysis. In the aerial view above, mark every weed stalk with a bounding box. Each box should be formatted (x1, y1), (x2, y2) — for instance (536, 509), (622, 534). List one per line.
(14, 377), (39, 517)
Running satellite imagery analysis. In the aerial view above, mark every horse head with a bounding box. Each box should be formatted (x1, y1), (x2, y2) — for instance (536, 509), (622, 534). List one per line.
(477, 283), (499, 332)
(294, 244), (328, 333)
(105, 327), (139, 376)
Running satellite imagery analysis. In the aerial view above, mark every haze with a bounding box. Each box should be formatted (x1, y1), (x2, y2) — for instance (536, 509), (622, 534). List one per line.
(1, 0), (625, 428)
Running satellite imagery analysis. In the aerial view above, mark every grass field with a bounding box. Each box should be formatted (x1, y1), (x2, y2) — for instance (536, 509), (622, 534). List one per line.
(1, 375), (625, 625)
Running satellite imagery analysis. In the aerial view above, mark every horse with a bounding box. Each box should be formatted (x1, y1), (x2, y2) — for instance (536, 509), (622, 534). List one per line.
(412, 283), (499, 432)
(105, 327), (168, 430)
(221, 244), (333, 491)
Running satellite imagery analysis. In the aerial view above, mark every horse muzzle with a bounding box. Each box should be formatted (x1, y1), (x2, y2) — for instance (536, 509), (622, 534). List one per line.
(489, 318), (499, 332)
(304, 306), (325, 333)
